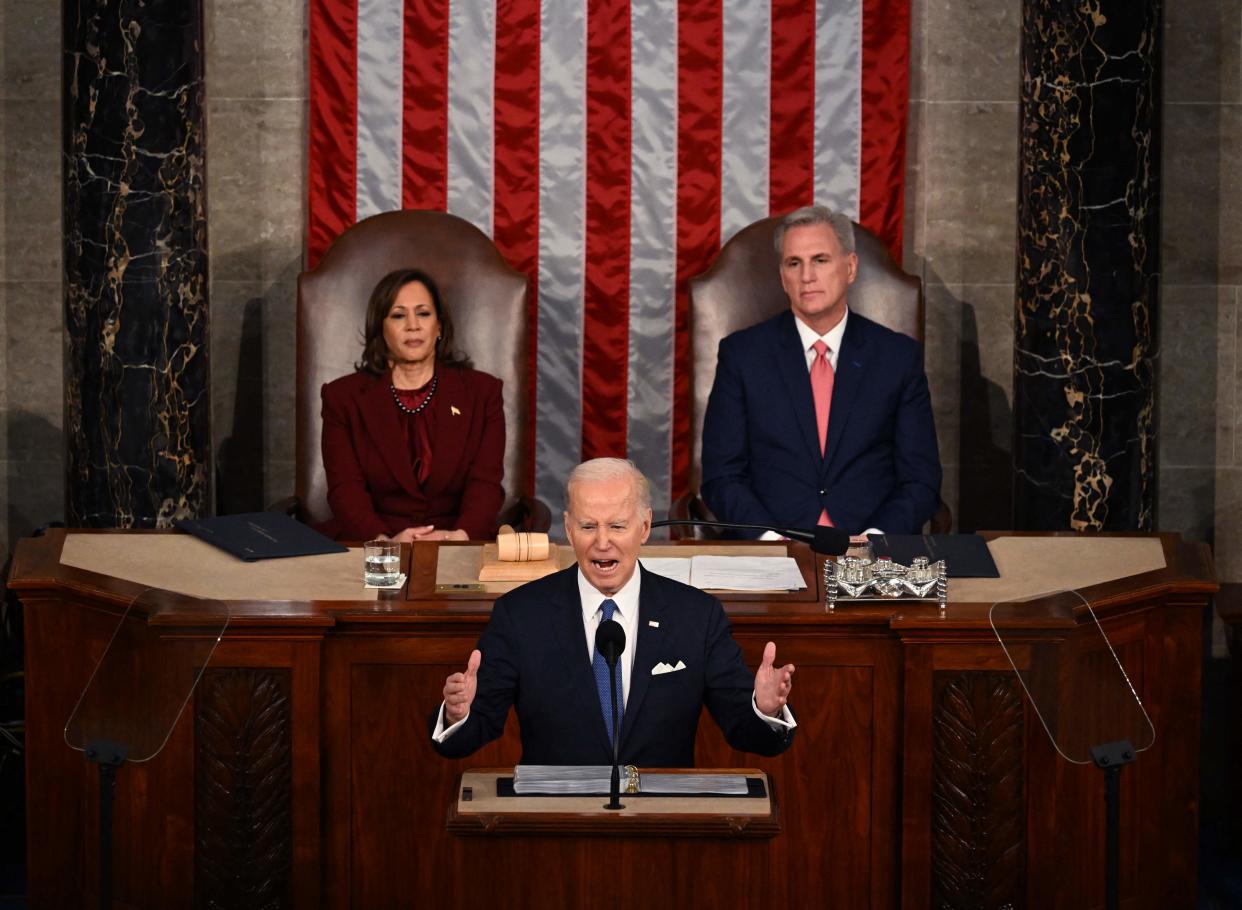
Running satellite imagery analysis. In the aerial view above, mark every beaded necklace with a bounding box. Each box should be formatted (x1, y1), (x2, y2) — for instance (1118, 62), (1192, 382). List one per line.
(391, 372), (438, 415)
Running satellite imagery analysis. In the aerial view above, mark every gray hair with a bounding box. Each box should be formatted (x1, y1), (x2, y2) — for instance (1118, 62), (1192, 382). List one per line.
(564, 458), (652, 514)
(773, 205), (855, 255)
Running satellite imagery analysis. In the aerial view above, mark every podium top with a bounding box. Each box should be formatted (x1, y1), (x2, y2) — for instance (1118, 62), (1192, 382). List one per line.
(447, 768), (779, 839)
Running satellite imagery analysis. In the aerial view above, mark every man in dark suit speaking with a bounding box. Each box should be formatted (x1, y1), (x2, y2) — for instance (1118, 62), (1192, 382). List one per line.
(701, 205), (941, 535)
(429, 458), (796, 766)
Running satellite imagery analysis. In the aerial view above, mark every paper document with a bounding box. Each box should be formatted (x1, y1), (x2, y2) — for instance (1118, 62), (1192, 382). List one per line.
(688, 555), (806, 591)
(638, 557), (692, 585)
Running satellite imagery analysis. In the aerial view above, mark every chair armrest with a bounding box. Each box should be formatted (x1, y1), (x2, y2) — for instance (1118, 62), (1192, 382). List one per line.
(928, 498), (952, 534)
(498, 495), (552, 533)
(266, 495), (304, 520)
(666, 493), (722, 540)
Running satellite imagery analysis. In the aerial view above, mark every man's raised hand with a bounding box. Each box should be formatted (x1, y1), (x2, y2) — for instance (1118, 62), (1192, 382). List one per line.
(754, 641), (795, 717)
(443, 649), (481, 725)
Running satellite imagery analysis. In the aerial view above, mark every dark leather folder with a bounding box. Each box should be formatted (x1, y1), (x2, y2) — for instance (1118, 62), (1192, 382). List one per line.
(866, 533), (999, 578)
(176, 512), (348, 561)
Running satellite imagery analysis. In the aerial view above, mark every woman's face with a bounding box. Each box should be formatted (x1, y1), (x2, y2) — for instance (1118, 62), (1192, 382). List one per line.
(383, 280), (441, 368)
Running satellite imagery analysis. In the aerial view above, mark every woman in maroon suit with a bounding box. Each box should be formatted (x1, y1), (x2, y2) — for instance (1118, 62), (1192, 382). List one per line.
(320, 269), (505, 541)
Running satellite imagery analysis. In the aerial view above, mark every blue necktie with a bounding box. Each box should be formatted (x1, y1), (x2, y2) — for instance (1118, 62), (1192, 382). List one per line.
(593, 598), (623, 743)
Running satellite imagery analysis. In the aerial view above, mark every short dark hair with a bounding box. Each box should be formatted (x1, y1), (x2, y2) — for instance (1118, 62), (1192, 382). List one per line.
(357, 269), (471, 374)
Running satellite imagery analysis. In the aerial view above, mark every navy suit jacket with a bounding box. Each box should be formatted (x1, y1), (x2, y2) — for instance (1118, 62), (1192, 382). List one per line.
(701, 310), (941, 535)
(428, 565), (794, 766)
(319, 365), (505, 540)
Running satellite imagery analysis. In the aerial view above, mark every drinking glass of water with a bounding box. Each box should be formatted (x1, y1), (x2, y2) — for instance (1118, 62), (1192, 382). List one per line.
(363, 539), (401, 587)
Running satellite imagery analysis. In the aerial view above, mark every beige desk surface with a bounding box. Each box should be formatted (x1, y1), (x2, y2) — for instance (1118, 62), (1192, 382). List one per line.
(55, 533), (1169, 608)
(59, 533), (379, 602)
(948, 536), (1166, 604)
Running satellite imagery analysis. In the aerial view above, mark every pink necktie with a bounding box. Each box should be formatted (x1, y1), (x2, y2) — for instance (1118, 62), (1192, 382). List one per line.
(811, 341), (835, 527)
(810, 340), (834, 455)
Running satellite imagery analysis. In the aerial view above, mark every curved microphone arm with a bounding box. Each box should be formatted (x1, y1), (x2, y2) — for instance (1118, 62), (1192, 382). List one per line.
(650, 519), (850, 556)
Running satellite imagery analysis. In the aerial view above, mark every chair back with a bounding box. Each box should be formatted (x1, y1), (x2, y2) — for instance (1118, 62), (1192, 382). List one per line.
(687, 217), (923, 488)
(296, 210), (529, 525)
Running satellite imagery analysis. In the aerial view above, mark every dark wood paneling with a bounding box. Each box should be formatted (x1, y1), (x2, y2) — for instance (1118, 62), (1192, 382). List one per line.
(10, 531), (1213, 909)
(195, 668), (293, 910)
(930, 672), (1025, 909)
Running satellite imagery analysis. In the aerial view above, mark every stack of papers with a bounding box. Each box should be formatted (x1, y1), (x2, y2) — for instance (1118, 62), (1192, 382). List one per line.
(640, 555), (805, 591)
(512, 765), (749, 795)
(512, 765), (613, 794)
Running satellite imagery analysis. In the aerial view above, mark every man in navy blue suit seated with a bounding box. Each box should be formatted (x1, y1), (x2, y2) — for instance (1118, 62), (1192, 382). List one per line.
(701, 205), (941, 536)
(429, 457), (796, 766)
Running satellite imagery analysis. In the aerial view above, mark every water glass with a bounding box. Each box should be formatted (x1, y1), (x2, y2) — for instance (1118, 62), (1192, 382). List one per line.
(363, 539), (401, 587)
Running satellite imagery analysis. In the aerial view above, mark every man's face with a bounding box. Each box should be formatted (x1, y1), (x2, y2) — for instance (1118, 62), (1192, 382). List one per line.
(564, 473), (652, 596)
(778, 222), (858, 335)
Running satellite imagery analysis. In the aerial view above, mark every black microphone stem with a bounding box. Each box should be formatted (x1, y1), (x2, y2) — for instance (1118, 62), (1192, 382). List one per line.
(606, 652), (623, 810)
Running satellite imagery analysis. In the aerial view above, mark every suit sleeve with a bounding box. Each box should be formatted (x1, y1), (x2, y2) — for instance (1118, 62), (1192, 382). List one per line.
(862, 343), (942, 533)
(700, 337), (781, 534)
(427, 593), (520, 759)
(321, 381), (391, 540)
(449, 376), (506, 540)
(700, 597), (794, 757)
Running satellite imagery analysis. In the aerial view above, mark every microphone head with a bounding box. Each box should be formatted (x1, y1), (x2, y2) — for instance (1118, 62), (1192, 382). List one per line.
(811, 526), (851, 556)
(595, 619), (626, 665)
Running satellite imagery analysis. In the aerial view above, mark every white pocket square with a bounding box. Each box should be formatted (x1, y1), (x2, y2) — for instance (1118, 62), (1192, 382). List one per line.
(651, 660), (686, 676)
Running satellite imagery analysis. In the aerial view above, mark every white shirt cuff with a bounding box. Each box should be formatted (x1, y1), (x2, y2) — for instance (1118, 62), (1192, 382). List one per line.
(432, 702), (469, 742)
(751, 693), (797, 730)
(862, 528), (883, 537)
(758, 530), (785, 542)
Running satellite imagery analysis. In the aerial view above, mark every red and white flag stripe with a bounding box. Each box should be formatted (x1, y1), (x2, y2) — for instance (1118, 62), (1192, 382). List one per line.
(308, 0), (910, 520)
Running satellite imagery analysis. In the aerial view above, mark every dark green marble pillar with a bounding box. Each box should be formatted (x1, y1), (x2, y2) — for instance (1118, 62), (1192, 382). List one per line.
(1014, 0), (1161, 531)
(63, 0), (210, 527)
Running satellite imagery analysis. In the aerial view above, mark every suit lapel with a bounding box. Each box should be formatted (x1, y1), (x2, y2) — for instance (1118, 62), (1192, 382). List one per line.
(549, 568), (617, 756)
(823, 313), (871, 475)
(772, 312), (822, 465)
(618, 566), (667, 751)
(359, 371), (422, 498)
(425, 368), (468, 493)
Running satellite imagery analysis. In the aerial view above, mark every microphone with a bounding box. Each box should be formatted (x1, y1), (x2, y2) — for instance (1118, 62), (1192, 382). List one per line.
(595, 619), (626, 810)
(651, 519), (851, 556)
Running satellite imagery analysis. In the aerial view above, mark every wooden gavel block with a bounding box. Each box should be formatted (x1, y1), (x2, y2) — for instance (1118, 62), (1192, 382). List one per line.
(495, 525), (551, 562)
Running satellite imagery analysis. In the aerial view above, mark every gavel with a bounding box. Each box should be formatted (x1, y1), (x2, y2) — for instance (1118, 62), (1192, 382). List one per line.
(495, 525), (551, 562)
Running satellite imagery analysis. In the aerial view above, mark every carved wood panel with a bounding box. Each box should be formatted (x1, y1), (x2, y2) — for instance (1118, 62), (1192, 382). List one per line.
(932, 672), (1025, 910)
(195, 668), (292, 910)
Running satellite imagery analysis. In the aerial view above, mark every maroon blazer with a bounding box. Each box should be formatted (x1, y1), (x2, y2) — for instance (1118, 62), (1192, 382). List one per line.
(319, 366), (505, 540)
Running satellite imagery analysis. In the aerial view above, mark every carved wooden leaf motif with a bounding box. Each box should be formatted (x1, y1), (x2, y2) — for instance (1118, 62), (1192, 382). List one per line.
(195, 668), (292, 910)
(931, 672), (1025, 910)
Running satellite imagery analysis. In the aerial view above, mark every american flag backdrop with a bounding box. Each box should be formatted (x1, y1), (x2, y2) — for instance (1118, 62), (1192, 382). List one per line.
(307, 0), (911, 519)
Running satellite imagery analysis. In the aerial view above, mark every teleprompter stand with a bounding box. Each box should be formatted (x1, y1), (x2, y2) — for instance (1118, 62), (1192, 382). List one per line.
(990, 590), (1154, 910)
(64, 589), (229, 910)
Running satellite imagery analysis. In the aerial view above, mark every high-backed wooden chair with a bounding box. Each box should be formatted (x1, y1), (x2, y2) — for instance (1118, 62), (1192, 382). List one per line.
(292, 210), (548, 531)
(678, 215), (950, 533)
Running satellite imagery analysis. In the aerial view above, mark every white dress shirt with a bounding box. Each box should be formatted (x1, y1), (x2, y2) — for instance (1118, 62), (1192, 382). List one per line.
(793, 308), (848, 372)
(577, 567), (640, 708)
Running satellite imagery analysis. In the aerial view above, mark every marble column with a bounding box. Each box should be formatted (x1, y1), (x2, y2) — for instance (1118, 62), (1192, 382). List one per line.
(1014, 0), (1161, 531)
(63, 0), (210, 527)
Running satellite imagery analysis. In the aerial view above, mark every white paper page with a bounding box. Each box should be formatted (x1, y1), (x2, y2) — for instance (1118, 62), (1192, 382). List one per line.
(638, 557), (693, 585)
(688, 556), (806, 591)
